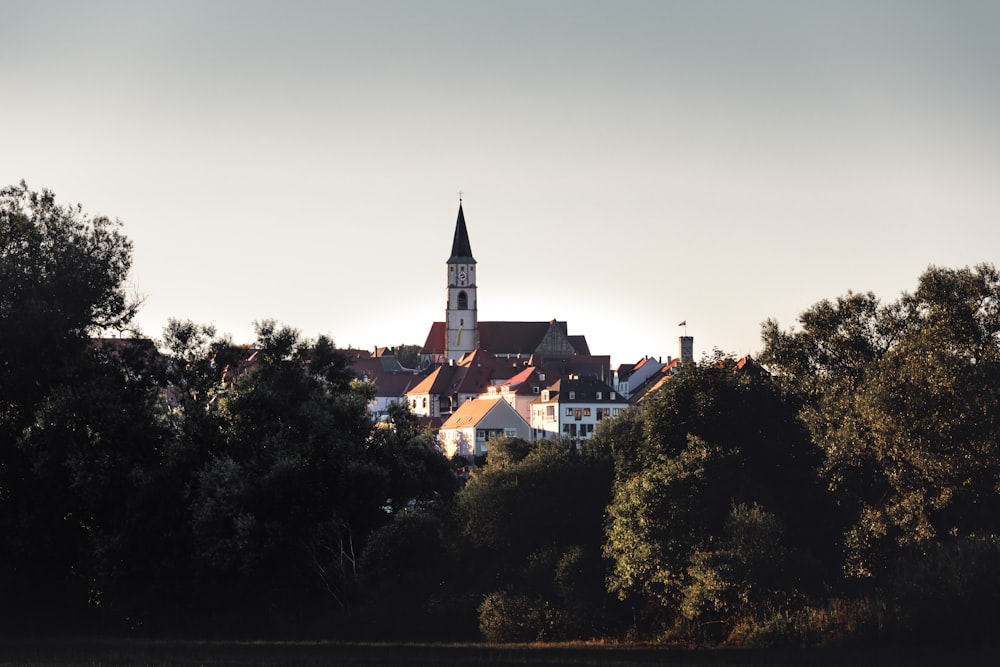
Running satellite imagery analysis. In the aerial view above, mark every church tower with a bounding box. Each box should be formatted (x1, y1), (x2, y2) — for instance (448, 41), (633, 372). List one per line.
(445, 200), (478, 361)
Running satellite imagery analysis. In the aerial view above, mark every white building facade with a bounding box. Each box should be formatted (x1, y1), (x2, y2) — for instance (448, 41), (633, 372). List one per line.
(530, 377), (629, 445)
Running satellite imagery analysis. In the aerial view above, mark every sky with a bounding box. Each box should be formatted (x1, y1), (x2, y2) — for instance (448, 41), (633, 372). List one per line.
(5, 1), (1000, 367)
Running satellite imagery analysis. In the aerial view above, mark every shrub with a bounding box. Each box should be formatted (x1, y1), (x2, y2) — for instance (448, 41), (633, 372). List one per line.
(477, 591), (555, 642)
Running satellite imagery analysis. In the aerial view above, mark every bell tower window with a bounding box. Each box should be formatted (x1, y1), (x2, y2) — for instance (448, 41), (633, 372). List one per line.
(458, 291), (468, 309)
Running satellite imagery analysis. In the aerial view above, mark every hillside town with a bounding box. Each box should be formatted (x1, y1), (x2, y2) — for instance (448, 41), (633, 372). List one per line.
(8, 181), (1000, 649)
(343, 201), (757, 459)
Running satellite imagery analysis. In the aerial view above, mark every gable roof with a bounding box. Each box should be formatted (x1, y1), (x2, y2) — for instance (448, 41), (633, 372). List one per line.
(439, 396), (527, 431)
(531, 354), (611, 382)
(500, 365), (536, 388)
(421, 320), (590, 358)
(408, 363), (461, 396)
(408, 348), (519, 398)
(538, 376), (622, 404)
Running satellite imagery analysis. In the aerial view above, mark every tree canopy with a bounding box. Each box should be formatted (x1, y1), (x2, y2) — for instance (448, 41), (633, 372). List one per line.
(4, 183), (1000, 646)
(761, 263), (1000, 578)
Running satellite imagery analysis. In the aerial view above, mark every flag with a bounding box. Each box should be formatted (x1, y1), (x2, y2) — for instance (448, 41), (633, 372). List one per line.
(678, 320), (686, 327)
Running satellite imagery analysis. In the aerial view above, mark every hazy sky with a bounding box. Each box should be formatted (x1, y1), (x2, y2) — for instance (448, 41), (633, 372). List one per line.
(5, 1), (1000, 366)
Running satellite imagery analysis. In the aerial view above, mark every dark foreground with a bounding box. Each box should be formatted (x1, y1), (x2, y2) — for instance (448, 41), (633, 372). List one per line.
(2, 639), (999, 667)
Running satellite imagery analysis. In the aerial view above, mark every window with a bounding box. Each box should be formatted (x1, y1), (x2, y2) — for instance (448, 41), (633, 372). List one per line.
(458, 291), (468, 309)
(574, 408), (582, 420)
(596, 391), (602, 400)
(504, 428), (517, 437)
(539, 373), (545, 381)
(532, 386), (539, 394)
(565, 407), (573, 416)
(569, 391), (576, 399)
(611, 392), (616, 400)
(546, 405), (555, 418)
(583, 407), (591, 417)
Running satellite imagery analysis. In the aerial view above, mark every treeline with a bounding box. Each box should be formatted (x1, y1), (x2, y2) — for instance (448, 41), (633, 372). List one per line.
(3, 182), (1000, 645)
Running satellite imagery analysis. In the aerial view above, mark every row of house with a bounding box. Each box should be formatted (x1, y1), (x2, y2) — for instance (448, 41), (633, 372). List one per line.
(347, 334), (698, 459)
(345, 201), (707, 460)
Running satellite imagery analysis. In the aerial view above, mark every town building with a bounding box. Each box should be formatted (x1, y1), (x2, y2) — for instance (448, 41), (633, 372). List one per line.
(438, 396), (532, 459)
(529, 376), (630, 444)
(411, 201), (610, 420)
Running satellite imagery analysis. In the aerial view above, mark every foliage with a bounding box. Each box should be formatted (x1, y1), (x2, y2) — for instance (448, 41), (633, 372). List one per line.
(760, 264), (1000, 579)
(6, 185), (1000, 646)
(478, 591), (556, 642)
(886, 536), (1000, 645)
(603, 357), (830, 640)
(358, 509), (454, 636)
(390, 343), (422, 369)
(1, 182), (138, 411)
(0, 183), (146, 630)
(679, 503), (822, 644)
(604, 436), (737, 610)
(455, 437), (618, 639)
(368, 402), (459, 513)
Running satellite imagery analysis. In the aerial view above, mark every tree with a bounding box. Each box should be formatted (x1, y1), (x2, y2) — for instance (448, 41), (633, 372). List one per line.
(604, 436), (739, 613)
(368, 402), (458, 514)
(186, 321), (383, 628)
(390, 343), (422, 369)
(760, 264), (1000, 580)
(1, 183), (144, 631)
(454, 437), (617, 640)
(602, 357), (830, 640)
(358, 509), (455, 637)
(1, 181), (139, 427)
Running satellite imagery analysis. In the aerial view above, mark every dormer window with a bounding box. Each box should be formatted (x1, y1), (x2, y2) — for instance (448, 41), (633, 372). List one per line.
(532, 386), (539, 394)
(596, 391), (602, 400)
(611, 392), (616, 400)
(569, 391), (576, 400)
(539, 373), (545, 381)
(542, 390), (549, 401)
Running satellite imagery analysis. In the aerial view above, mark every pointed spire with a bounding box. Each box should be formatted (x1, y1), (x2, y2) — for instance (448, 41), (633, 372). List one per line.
(448, 200), (475, 263)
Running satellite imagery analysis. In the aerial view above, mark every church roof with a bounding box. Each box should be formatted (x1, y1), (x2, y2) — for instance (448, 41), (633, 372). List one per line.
(421, 321), (587, 357)
(448, 203), (476, 264)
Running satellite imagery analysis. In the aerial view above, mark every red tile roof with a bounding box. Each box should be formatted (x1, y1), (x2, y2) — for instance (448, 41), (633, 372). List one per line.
(439, 396), (508, 429)
(421, 321), (590, 357)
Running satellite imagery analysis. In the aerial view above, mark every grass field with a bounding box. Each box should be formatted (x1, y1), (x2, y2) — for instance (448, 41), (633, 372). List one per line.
(2, 639), (1000, 667)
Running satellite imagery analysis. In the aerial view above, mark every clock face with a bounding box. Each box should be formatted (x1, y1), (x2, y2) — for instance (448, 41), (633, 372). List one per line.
(458, 272), (467, 282)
